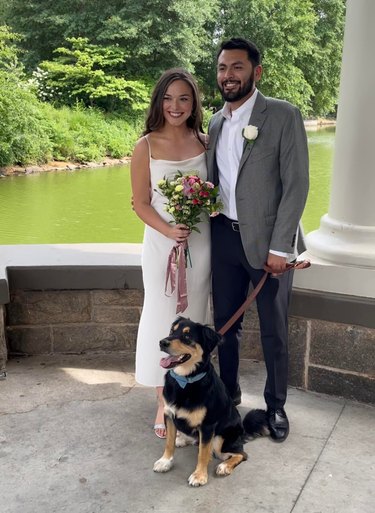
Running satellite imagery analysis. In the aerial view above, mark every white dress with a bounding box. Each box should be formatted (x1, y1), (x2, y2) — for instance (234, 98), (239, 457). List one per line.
(135, 147), (211, 387)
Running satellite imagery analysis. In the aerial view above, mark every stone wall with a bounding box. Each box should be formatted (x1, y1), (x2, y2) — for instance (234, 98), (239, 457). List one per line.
(4, 287), (375, 405)
(0, 305), (7, 377)
(241, 308), (375, 405)
(6, 289), (143, 355)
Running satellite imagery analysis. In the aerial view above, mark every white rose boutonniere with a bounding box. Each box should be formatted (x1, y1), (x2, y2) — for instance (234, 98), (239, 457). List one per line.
(242, 125), (258, 143)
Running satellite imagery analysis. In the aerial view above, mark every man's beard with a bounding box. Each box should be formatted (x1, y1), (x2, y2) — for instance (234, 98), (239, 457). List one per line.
(218, 76), (254, 103)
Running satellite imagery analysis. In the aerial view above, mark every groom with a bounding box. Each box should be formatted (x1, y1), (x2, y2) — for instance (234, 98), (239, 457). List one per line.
(207, 38), (309, 442)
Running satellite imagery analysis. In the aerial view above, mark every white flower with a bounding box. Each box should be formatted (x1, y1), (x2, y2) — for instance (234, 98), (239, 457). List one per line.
(242, 125), (258, 143)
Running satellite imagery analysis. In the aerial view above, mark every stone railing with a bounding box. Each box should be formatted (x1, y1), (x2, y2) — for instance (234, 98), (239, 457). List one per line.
(1, 244), (374, 404)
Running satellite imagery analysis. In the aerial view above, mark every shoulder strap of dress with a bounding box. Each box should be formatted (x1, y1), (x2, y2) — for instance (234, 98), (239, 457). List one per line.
(144, 134), (152, 160)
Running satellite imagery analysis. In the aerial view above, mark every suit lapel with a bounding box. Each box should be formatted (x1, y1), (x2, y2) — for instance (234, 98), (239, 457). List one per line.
(238, 92), (267, 175)
(208, 113), (225, 184)
(209, 113), (225, 151)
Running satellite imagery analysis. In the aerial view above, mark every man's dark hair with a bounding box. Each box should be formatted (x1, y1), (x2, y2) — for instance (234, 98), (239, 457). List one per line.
(217, 38), (261, 68)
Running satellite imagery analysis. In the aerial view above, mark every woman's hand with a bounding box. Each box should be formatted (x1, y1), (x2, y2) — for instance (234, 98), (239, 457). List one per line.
(167, 224), (191, 243)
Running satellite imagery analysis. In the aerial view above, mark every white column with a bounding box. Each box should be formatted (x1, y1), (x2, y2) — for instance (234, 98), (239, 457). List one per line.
(306, 0), (375, 268)
(294, 0), (375, 299)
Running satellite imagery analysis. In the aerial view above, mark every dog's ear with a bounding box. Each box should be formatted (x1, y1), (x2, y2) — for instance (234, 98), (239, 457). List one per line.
(170, 316), (184, 333)
(201, 325), (223, 353)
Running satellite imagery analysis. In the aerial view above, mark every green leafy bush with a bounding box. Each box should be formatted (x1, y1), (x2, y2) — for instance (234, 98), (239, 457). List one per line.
(40, 102), (143, 163)
(0, 25), (52, 165)
(0, 73), (53, 165)
(0, 25), (144, 166)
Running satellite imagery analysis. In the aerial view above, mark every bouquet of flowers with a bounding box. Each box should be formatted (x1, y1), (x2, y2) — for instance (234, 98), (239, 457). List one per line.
(157, 171), (222, 232)
(156, 171), (222, 313)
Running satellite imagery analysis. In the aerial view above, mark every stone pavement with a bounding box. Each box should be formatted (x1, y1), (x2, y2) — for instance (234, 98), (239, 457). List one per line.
(0, 353), (374, 513)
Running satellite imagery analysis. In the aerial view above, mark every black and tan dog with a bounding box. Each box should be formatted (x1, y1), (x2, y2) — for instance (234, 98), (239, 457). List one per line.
(153, 317), (267, 487)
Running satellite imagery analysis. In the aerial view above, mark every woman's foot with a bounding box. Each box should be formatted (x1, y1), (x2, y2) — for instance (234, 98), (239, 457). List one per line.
(154, 403), (166, 439)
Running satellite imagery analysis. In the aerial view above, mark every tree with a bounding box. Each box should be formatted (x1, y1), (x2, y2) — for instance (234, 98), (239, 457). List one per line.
(36, 37), (149, 112)
(98, 0), (220, 78)
(0, 26), (52, 165)
(5, 0), (220, 79)
(202, 0), (345, 116)
(0, 24), (23, 74)
(4, 0), (345, 117)
(3, 0), (124, 68)
(299, 0), (345, 116)
(215, 0), (317, 116)
(0, 1), (6, 24)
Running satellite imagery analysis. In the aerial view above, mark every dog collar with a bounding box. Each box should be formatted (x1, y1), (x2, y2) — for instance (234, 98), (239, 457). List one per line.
(169, 370), (207, 389)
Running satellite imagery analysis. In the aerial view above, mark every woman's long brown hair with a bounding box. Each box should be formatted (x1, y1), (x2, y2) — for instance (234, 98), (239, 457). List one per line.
(143, 68), (205, 147)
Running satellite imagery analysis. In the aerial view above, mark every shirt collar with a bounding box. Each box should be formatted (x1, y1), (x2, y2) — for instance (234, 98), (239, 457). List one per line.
(222, 88), (258, 121)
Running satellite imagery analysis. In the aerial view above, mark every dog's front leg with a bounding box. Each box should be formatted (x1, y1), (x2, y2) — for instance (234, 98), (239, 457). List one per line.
(188, 428), (213, 487)
(153, 416), (177, 473)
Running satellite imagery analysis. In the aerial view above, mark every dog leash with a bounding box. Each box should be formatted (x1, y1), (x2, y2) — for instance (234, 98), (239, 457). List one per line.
(218, 260), (311, 336)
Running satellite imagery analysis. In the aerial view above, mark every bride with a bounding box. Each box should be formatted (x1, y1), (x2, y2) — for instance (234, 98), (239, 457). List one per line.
(131, 68), (211, 439)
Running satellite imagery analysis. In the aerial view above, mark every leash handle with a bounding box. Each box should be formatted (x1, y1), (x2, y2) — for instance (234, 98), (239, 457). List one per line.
(263, 259), (311, 274)
(217, 260), (311, 336)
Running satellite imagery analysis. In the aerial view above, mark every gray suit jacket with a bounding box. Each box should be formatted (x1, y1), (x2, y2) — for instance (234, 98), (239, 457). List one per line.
(207, 91), (309, 269)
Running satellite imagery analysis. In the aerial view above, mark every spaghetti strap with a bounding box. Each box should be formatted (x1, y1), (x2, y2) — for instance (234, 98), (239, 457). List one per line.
(144, 134), (152, 160)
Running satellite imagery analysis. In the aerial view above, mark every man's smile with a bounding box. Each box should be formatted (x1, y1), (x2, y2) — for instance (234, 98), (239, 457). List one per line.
(222, 80), (241, 90)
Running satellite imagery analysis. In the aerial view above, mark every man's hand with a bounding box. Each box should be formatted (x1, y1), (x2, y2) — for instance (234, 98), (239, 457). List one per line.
(265, 253), (288, 276)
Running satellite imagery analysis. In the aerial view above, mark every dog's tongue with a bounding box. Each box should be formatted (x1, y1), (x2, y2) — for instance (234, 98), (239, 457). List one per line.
(160, 355), (181, 369)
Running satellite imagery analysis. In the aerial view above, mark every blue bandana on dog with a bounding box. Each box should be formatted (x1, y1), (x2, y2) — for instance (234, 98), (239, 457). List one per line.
(169, 370), (207, 389)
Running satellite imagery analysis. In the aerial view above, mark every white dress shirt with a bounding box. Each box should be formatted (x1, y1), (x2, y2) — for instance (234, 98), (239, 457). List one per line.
(216, 89), (293, 260)
(216, 90), (258, 221)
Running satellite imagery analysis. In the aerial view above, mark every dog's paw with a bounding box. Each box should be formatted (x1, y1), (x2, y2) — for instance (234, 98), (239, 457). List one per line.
(215, 462), (232, 476)
(176, 431), (198, 448)
(153, 457), (173, 473)
(188, 470), (208, 487)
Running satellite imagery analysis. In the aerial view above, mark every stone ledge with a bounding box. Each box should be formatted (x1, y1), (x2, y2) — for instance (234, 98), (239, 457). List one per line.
(0, 268), (9, 303)
(0, 243), (143, 306)
(290, 288), (375, 329)
(0, 305), (7, 373)
(7, 266), (143, 291)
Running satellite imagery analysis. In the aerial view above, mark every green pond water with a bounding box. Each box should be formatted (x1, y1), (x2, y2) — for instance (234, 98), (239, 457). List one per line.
(0, 127), (335, 245)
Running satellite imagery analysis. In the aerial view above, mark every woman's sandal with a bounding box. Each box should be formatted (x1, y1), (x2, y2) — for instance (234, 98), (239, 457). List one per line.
(154, 423), (166, 439)
(154, 399), (166, 439)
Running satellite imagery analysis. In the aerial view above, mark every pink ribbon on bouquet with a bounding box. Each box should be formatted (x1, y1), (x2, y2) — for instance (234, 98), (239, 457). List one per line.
(165, 240), (188, 314)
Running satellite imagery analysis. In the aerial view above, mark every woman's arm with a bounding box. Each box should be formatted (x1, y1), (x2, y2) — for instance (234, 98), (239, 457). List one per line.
(130, 137), (190, 243)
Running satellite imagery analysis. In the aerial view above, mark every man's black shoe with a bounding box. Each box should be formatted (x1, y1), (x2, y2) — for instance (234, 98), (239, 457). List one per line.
(267, 408), (289, 442)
